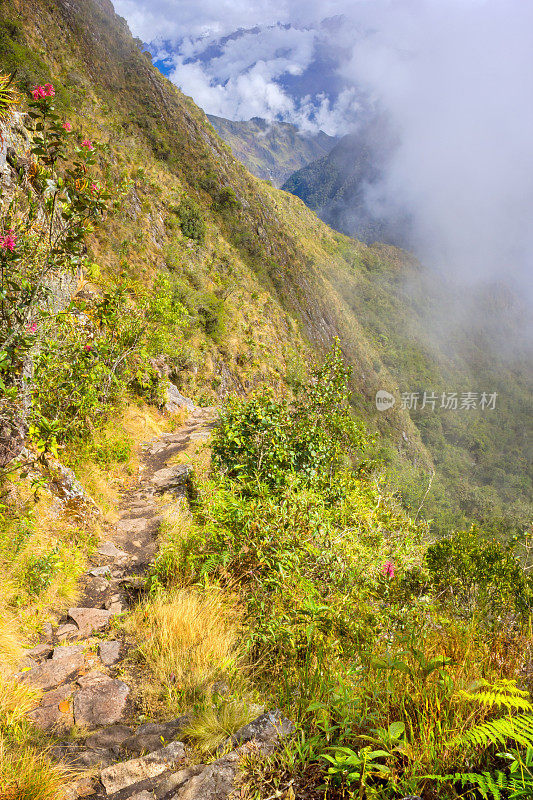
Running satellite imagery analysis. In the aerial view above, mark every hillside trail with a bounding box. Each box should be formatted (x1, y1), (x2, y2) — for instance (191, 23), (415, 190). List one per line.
(16, 407), (220, 797)
(17, 403), (293, 800)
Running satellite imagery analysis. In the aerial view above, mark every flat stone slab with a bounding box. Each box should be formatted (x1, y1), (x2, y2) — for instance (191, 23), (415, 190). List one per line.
(26, 643), (53, 660)
(88, 565), (112, 577)
(73, 676), (130, 728)
(98, 542), (129, 558)
(149, 465), (191, 493)
(52, 644), (84, 660)
(171, 749), (240, 800)
(123, 718), (189, 755)
(117, 518), (152, 535)
(27, 683), (74, 730)
(85, 724), (133, 751)
(100, 740), (185, 794)
(152, 768), (203, 799)
(68, 607), (113, 636)
(57, 623), (79, 641)
(99, 639), (121, 666)
(19, 652), (84, 690)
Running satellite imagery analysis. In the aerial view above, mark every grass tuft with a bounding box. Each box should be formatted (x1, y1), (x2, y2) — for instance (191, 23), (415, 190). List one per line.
(181, 700), (257, 756)
(0, 737), (72, 800)
(126, 587), (243, 713)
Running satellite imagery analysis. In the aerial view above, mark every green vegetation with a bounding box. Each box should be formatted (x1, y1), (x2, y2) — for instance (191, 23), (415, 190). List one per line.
(175, 195), (206, 242)
(147, 349), (533, 799)
(0, 0), (530, 795)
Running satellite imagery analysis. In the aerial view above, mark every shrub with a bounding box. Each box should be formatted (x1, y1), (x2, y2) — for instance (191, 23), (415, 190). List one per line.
(425, 525), (533, 620)
(212, 341), (370, 494)
(176, 196), (206, 242)
(215, 187), (240, 211)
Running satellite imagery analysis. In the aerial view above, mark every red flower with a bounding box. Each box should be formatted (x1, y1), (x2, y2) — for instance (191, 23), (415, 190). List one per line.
(84, 344), (92, 352)
(382, 560), (395, 579)
(81, 139), (94, 150)
(63, 121), (72, 132)
(0, 232), (17, 252)
(43, 83), (55, 97)
(32, 85), (47, 100)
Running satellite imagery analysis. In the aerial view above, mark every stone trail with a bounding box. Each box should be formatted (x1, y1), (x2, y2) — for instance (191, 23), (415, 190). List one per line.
(16, 405), (294, 800)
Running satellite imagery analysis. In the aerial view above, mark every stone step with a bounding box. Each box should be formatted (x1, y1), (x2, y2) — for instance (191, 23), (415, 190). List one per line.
(100, 740), (185, 794)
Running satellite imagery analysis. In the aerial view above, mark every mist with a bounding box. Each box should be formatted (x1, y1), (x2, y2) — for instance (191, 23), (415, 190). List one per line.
(344, 0), (533, 304)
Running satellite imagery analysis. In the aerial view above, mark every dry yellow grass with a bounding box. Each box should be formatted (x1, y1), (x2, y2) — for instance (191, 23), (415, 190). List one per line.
(0, 736), (73, 800)
(0, 620), (23, 666)
(0, 677), (41, 729)
(126, 588), (243, 713)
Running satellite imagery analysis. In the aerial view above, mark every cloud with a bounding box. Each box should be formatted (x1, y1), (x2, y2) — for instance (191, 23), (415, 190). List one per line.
(114, 0), (362, 134)
(346, 0), (533, 292)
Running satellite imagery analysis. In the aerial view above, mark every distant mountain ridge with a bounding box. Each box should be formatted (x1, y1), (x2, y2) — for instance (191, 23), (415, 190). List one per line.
(207, 115), (337, 187)
(282, 117), (411, 245)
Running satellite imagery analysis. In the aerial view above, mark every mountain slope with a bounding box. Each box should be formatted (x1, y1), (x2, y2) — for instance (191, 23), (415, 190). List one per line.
(282, 118), (409, 244)
(0, 0), (530, 535)
(207, 114), (337, 187)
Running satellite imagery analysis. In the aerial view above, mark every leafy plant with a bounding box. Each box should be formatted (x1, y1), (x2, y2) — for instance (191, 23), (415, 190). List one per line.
(0, 73), (19, 121)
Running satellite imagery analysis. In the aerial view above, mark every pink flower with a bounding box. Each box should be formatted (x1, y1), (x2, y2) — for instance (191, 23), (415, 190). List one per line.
(27, 322), (38, 334)
(90, 182), (98, 194)
(63, 121), (72, 132)
(84, 344), (92, 352)
(0, 232), (17, 252)
(81, 139), (94, 150)
(32, 85), (46, 100)
(382, 560), (395, 579)
(43, 83), (55, 97)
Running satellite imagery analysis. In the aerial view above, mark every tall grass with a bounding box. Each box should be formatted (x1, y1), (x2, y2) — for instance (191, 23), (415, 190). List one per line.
(126, 587), (244, 714)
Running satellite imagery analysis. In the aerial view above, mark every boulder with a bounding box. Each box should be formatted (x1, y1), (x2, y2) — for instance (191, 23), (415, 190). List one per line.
(227, 710), (294, 753)
(165, 384), (196, 413)
(100, 740), (185, 794)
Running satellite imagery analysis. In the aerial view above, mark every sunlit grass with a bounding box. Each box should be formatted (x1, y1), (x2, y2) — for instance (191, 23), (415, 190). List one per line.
(126, 587), (244, 715)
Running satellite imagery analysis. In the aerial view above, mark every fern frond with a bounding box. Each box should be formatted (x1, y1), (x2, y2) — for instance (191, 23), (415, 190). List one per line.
(423, 771), (508, 800)
(451, 714), (533, 750)
(458, 680), (532, 712)
(0, 74), (20, 123)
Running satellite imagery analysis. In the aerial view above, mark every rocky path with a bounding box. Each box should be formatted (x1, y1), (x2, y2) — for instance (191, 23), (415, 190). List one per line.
(16, 405), (293, 799)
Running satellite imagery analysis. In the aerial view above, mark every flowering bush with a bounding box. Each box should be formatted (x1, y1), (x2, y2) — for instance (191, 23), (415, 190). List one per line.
(0, 80), (110, 463)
